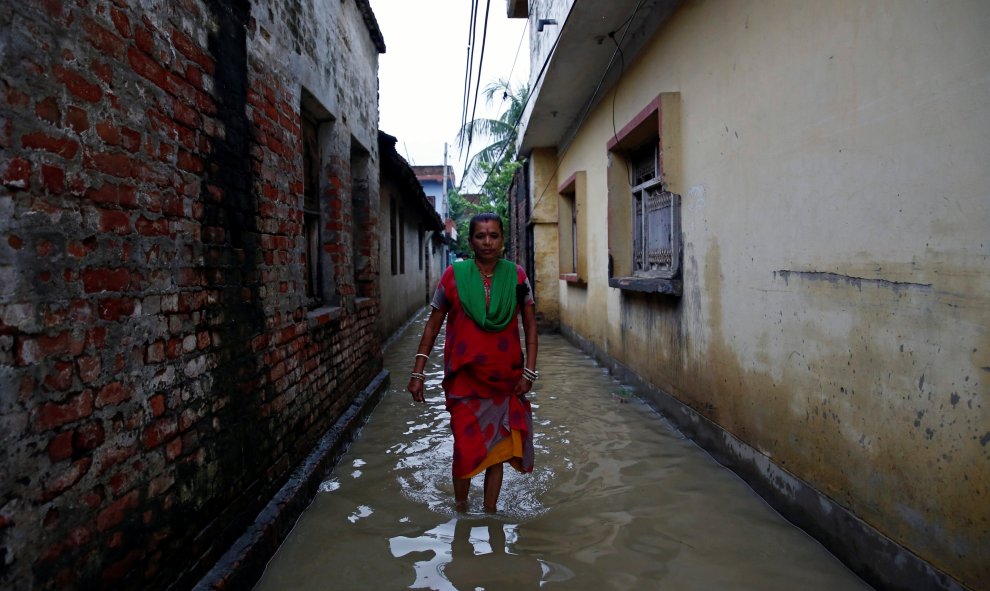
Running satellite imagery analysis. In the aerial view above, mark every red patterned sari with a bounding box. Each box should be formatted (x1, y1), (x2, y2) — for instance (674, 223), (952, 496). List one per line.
(434, 263), (535, 478)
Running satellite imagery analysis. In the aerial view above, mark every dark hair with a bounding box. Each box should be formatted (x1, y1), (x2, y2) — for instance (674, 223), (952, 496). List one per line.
(468, 212), (504, 237)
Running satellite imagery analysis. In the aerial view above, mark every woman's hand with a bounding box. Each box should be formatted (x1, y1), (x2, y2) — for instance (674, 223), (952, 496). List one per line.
(408, 377), (426, 403)
(513, 376), (533, 397)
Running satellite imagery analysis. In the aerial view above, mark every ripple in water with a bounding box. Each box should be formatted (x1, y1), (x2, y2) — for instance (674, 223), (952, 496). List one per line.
(255, 313), (870, 591)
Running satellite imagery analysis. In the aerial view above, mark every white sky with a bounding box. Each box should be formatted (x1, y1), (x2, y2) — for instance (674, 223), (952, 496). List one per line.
(369, 0), (530, 191)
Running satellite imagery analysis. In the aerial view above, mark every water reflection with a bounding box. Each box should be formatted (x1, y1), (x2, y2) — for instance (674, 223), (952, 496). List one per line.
(390, 517), (549, 590)
(255, 312), (871, 591)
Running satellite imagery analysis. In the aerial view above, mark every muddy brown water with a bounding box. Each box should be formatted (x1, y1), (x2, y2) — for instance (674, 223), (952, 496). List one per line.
(255, 311), (870, 590)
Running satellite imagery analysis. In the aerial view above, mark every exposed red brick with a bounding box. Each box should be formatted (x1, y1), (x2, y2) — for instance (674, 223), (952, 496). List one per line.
(83, 148), (135, 178)
(33, 390), (94, 431)
(85, 181), (136, 208)
(97, 297), (136, 321)
(172, 99), (201, 130)
(83, 16), (125, 59)
(97, 443), (136, 475)
(165, 437), (182, 460)
(42, 457), (92, 502)
(74, 420), (105, 451)
(99, 209), (131, 234)
(96, 489), (138, 532)
(149, 394), (165, 417)
(142, 417), (177, 449)
(91, 59), (114, 85)
(41, 164), (65, 194)
(48, 431), (75, 462)
(6, 85), (30, 108)
(35, 96), (61, 124)
(44, 360), (75, 392)
(108, 471), (129, 494)
(2, 157), (32, 190)
(110, 7), (130, 37)
(121, 127), (142, 152)
(96, 381), (131, 408)
(82, 268), (130, 293)
(146, 341), (165, 363)
(95, 121), (121, 145)
(136, 215), (169, 236)
(21, 131), (80, 159)
(66, 106), (90, 133)
(53, 65), (102, 103)
(127, 45), (167, 90)
(134, 24), (154, 54)
(185, 64), (204, 90)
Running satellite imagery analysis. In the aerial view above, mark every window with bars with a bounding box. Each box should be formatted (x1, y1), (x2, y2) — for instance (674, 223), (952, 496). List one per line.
(606, 92), (682, 295)
(630, 145), (680, 279)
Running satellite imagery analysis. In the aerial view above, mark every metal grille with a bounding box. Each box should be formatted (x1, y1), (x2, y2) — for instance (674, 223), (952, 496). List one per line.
(632, 183), (680, 278)
(631, 144), (658, 187)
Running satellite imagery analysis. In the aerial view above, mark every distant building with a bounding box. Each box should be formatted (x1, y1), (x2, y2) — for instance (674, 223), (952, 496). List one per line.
(412, 165), (458, 265)
(378, 132), (445, 337)
(411, 165), (455, 220)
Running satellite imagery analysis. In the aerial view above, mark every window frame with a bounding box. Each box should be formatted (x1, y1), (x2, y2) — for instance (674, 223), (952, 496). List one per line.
(300, 91), (334, 308)
(606, 93), (682, 296)
(557, 171), (588, 285)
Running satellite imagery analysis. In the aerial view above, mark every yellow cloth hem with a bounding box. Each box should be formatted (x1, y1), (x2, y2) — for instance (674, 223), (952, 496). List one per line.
(462, 429), (525, 479)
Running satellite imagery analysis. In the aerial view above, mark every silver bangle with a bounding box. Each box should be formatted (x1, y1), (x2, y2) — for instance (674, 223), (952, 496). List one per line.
(415, 353), (430, 361)
(410, 372), (426, 381)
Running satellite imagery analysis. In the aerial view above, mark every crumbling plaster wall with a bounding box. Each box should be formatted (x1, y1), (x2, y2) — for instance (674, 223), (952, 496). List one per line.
(0, 0), (384, 589)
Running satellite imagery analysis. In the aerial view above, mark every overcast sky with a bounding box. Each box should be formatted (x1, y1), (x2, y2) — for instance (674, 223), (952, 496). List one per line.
(368, 0), (530, 190)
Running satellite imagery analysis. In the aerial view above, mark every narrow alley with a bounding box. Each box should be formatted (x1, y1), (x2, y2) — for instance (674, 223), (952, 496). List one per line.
(254, 311), (870, 590)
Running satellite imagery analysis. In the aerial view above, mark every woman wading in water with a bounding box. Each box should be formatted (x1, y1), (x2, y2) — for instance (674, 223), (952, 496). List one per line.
(407, 213), (539, 513)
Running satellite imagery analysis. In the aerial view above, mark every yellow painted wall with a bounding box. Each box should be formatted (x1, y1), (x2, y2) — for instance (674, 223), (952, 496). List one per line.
(529, 148), (561, 327)
(550, 0), (990, 586)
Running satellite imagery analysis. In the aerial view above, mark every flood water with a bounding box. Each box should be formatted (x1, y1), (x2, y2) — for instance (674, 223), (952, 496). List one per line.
(255, 311), (870, 590)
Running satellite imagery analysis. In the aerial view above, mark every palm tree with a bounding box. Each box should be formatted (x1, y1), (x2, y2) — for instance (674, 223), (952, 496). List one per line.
(456, 78), (530, 188)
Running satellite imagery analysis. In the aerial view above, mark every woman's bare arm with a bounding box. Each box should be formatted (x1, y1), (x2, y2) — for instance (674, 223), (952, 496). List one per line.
(514, 302), (539, 396)
(407, 306), (447, 403)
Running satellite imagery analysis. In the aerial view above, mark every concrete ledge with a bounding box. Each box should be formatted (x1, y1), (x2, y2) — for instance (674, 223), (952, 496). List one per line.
(191, 369), (390, 591)
(560, 325), (969, 591)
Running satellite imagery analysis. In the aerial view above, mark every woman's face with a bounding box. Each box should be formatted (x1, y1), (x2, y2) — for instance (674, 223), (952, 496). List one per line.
(469, 220), (504, 263)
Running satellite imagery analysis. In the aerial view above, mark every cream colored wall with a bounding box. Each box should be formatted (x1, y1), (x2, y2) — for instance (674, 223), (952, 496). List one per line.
(553, 0), (990, 586)
(529, 148), (561, 327)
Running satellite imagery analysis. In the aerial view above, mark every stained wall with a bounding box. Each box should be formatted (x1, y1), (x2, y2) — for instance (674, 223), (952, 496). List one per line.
(534, 0), (990, 588)
(0, 0), (385, 588)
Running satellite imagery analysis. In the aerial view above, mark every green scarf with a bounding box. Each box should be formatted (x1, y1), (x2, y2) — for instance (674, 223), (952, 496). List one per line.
(453, 258), (517, 332)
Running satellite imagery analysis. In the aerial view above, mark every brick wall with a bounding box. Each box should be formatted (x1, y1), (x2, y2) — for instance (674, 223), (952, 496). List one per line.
(0, 1), (384, 589)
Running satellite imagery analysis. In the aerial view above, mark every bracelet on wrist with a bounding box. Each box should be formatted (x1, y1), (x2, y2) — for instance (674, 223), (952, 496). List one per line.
(522, 368), (539, 381)
(415, 353), (430, 361)
(410, 372), (426, 381)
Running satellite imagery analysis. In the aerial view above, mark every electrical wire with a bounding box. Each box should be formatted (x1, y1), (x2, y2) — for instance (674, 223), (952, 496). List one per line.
(460, 0), (493, 170)
(460, 0), (479, 134)
(462, 29), (562, 193)
(529, 0), (646, 214)
(505, 20), (528, 96)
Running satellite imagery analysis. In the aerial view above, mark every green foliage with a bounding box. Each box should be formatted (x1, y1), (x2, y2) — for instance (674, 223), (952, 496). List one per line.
(446, 159), (521, 256)
(456, 79), (529, 187)
(451, 78), (529, 255)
